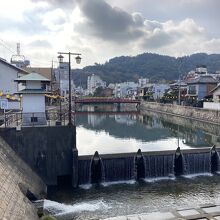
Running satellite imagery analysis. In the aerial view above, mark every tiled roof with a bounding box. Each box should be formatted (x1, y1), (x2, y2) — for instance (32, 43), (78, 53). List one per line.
(0, 58), (29, 74)
(187, 75), (217, 84)
(15, 89), (51, 94)
(14, 72), (50, 82)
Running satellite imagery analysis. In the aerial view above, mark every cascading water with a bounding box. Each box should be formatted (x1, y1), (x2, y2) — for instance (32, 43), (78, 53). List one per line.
(78, 159), (91, 185)
(102, 156), (135, 182)
(144, 154), (174, 178)
(183, 152), (211, 175)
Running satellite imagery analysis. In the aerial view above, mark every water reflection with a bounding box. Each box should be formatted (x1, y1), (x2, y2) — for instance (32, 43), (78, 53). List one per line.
(75, 112), (219, 155)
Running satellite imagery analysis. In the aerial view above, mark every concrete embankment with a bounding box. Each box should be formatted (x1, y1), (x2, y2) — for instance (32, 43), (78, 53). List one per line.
(141, 101), (220, 125)
(0, 136), (46, 220)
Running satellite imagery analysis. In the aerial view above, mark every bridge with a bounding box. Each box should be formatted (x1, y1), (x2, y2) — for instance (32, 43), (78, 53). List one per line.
(75, 98), (141, 104)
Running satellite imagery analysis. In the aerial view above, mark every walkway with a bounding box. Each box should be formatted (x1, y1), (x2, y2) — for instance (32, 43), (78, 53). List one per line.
(103, 204), (220, 220)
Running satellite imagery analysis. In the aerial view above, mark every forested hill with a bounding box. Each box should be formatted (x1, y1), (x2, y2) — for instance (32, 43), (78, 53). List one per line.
(73, 53), (220, 87)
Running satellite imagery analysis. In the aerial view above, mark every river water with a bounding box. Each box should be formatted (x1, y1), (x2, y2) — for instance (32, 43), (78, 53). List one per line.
(46, 110), (220, 219)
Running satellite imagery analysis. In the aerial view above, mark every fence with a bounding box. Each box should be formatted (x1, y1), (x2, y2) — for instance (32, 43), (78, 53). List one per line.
(0, 110), (73, 128)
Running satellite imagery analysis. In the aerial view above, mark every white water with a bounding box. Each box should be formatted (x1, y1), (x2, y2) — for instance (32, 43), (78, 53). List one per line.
(144, 176), (176, 183)
(43, 199), (110, 216)
(183, 172), (213, 179)
(101, 180), (136, 187)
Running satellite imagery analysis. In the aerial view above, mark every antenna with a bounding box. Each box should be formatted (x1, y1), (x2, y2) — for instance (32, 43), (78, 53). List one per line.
(17, 43), (20, 55)
(11, 43), (30, 68)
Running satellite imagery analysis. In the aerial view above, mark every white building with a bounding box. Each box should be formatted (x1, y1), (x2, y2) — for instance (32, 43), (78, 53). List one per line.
(152, 84), (170, 100)
(87, 74), (106, 95)
(0, 58), (28, 95)
(212, 84), (220, 103)
(186, 65), (220, 81)
(114, 82), (138, 98)
(138, 78), (149, 87)
(15, 72), (50, 126)
(0, 58), (28, 110)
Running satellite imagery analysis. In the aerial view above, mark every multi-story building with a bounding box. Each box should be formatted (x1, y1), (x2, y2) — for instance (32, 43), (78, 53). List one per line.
(114, 82), (138, 98)
(54, 62), (75, 97)
(186, 75), (217, 101)
(87, 74), (106, 95)
(186, 65), (220, 81)
(138, 78), (149, 87)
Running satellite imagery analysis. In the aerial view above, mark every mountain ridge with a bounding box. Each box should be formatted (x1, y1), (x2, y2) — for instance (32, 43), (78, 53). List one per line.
(73, 52), (220, 87)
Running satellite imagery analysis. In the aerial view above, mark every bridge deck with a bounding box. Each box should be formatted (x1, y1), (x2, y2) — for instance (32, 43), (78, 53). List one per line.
(75, 98), (141, 104)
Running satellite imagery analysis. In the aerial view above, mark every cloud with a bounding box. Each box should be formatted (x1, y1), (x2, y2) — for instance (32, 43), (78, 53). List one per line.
(75, 0), (207, 51)
(76, 0), (145, 42)
(30, 0), (75, 8)
(28, 40), (52, 48)
(1, 0), (220, 68)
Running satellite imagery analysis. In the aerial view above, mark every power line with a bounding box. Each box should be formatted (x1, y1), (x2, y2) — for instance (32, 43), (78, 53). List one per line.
(0, 38), (16, 54)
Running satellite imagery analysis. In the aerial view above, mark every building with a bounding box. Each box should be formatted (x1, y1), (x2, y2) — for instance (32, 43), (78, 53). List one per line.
(14, 72), (50, 126)
(186, 75), (217, 101)
(212, 84), (220, 102)
(151, 84), (170, 100)
(0, 58), (29, 110)
(114, 82), (138, 98)
(87, 74), (106, 95)
(138, 78), (149, 87)
(139, 83), (169, 101)
(203, 84), (220, 110)
(0, 58), (28, 95)
(24, 67), (53, 92)
(186, 65), (220, 81)
(54, 62), (75, 97)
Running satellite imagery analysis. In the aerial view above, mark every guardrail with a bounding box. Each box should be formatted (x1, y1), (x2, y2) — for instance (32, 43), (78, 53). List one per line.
(0, 110), (73, 128)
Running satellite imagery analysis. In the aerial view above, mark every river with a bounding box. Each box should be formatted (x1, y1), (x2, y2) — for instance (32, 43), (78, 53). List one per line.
(46, 110), (220, 219)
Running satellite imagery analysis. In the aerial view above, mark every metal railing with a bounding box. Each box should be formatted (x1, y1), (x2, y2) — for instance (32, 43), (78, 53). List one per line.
(1, 110), (72, 128)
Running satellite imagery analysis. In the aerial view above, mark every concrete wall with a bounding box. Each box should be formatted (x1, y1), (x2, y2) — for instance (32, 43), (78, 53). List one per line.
(204, 102), (220, 110)
(0, 136), (46, 220)
(141, 101), (220, 124)
(0, 126), (77, 186)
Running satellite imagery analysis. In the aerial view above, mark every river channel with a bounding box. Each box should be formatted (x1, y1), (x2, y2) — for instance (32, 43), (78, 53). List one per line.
(46, 110), (220, 220)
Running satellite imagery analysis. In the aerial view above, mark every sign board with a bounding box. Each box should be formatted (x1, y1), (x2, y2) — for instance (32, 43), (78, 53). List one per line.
(0, 99), (8, 110)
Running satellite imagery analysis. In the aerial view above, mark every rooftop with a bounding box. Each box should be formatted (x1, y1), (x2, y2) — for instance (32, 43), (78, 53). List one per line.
(187, 75), (217, 84)
(0, 58), (29, 74)
(14, 72), (50, 82)
(15, 89), (51, 94)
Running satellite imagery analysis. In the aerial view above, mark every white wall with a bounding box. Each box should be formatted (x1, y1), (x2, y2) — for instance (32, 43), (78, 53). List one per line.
(213, 87), (220, 103)
(26, 81), (41, 89)
(203, 102), (220, 110)
(0, 62), (18, 94)
(22, 94), (45, 113)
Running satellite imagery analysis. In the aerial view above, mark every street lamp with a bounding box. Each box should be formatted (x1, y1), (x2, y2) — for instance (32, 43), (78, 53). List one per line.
(57, 55), (64, 122)
(58, 52), (82, 126)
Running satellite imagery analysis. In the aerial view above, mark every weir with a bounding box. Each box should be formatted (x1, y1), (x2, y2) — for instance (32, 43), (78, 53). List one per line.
(78, 146), (220, 185)
(1, 125), (220, 188)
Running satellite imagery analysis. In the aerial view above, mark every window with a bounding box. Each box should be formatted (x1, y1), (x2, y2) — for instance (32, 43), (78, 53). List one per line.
(31, 117), (38, 122)
(188, 85), (196, 95)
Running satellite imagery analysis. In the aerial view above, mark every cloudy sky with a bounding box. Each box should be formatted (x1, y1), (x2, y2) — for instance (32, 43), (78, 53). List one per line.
(0, 0), (220, 67)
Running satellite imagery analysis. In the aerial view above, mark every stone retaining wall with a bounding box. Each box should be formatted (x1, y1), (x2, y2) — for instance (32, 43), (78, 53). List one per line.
(0, 136), (46, 220)
(141, 102), (220, 124)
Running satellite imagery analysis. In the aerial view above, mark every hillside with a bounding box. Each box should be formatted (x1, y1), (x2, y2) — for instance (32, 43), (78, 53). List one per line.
(73, 53), (220, 88)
